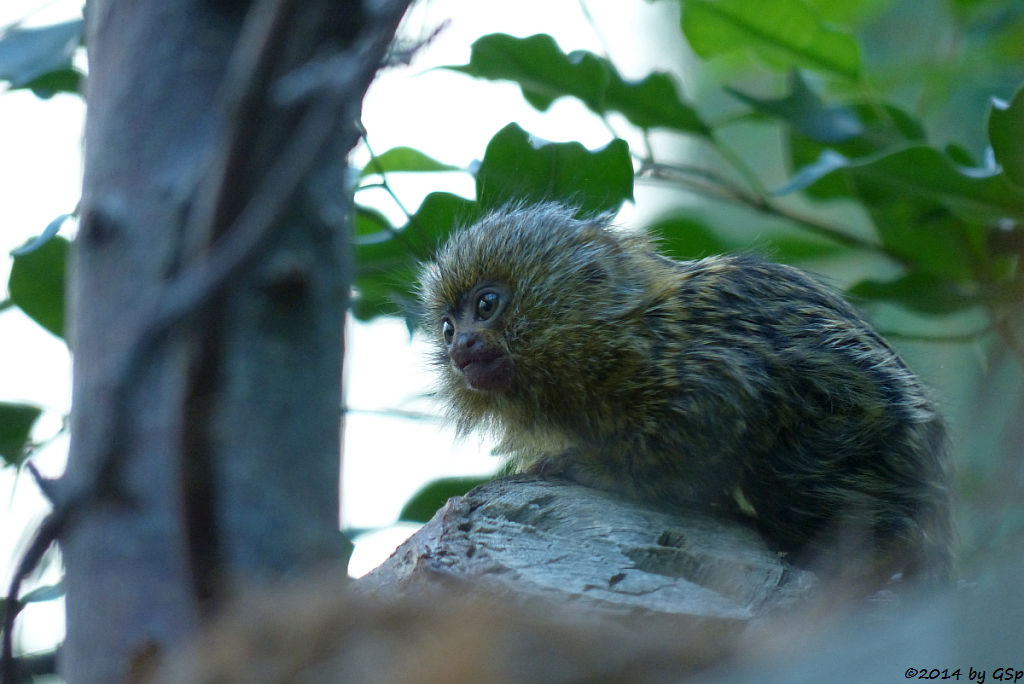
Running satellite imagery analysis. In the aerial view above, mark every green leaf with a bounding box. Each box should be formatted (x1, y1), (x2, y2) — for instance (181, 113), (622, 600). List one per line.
(360, 146), (461, 178)
(352, 233), (415, 319)
(0, 402), (42, 467)
(804, 0), (890, 25)
(398, 476), (492, 523)
(856, 147), (1024, 220)
(786, 146), (1024, 220)
(24, 67), (82, 98)
(350, 269), (413, 321)
(786, 102), (925, 200)
(650, 215), (744, 259)
(353, 205), (394, 240)
(989, 84), (1024, 187)
(944, 144), (978, 169)
(405, 192), (480, 243)
(354, 192), (477, 272)
(475, 123), (633, 214)
(652, 213), (844, 263)
(774, 149), (850, 196)
(682, 0), (860, 79)
(450, 33), (709, 136)
(780, 141), (1008, 281)
(352, 194), (479, 321)
(872, 206), (980, 282)
(767, 234), (847, 262)
(848, 273), (982, 314)
(0, 20), (82, 89)
(727, 70), (862, 143)
(8, 234), (68, 339)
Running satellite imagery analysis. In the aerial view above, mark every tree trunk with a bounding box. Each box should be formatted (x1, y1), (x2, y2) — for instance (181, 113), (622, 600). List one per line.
(60, 2), (408, 680)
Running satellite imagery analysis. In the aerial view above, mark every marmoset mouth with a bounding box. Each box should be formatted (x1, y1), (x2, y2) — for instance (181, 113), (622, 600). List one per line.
(461, 356), (513, 392)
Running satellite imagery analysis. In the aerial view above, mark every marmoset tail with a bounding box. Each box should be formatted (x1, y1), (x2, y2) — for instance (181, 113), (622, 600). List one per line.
(419, 203), (954, 585)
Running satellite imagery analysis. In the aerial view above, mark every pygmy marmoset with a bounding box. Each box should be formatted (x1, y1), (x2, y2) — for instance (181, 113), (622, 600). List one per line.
(419, 203), (954, 584)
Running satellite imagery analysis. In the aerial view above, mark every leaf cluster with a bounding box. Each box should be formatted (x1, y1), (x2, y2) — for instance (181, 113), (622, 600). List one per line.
(352, 0), (1024, 340)
(345, 0), (1024, 538)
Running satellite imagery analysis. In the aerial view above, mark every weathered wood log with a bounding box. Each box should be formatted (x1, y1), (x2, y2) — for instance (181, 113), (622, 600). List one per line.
(152, 472), (817, 683)
(360, 475), (816, 620)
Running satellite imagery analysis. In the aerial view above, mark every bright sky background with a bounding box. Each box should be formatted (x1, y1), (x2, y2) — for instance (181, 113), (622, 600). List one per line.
(1, 0), (688, 655)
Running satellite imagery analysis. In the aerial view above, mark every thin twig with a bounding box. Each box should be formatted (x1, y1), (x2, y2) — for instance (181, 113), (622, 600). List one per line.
(877, 326), (996, 345)
(357, 121), (416, 224)
(577, 0), (614, 62)
(343, 406), (440, 421)
(356, 121), (438, 258)
(637, 160), (896, 260)
(709, 130), (768, 197)
(638, 158), (754, 199)
(2, 515), (61, 684)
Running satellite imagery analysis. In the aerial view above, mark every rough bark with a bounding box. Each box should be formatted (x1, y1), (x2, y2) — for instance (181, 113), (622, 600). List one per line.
(360, 475), (817, 620)
(53, 1), (409, 681)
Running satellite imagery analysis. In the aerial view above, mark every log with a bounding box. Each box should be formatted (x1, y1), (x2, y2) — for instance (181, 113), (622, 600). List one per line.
(360, 475), (816, 620)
